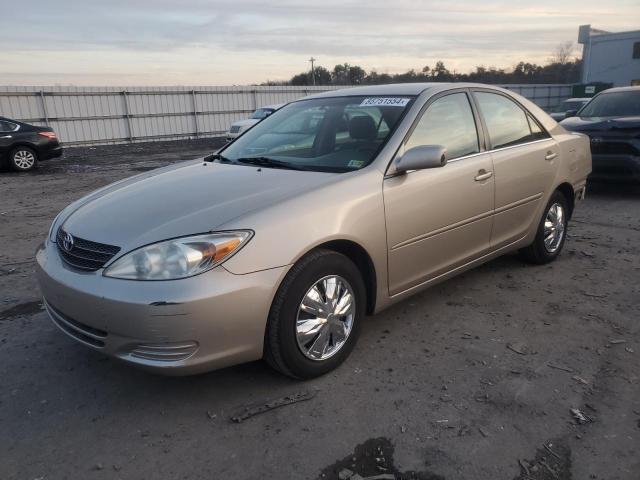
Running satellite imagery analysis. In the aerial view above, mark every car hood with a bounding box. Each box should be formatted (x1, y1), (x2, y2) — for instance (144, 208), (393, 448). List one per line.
(560, 116), (640, 132)
(61, 160), (337, 251)
(231, 119), (259, 129)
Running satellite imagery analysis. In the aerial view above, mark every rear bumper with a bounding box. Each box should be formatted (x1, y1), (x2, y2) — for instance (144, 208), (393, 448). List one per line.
(40, 144), (63, 161)
(36, 239), (287, 375)
(589, 153), (640, 182)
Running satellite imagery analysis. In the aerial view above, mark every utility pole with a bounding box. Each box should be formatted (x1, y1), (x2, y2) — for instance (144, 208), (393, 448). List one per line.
(309, 57), (316, 86)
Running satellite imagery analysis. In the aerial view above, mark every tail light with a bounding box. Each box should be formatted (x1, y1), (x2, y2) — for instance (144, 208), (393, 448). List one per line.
(38, 131), (57, 140)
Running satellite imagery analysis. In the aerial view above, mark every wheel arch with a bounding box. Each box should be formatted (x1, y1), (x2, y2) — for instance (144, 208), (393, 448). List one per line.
(555, 182), (575, 219)
(312, 239), (377, 315)
(10, 142), (40, 158)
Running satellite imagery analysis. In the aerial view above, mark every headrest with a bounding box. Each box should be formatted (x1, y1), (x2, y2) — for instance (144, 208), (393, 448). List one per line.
(349, 115), (377, 140)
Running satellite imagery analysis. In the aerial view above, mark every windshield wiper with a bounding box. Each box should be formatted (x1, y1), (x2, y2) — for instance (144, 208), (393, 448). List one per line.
(204, 153), (233, 163)
(236, 157), (309, 171)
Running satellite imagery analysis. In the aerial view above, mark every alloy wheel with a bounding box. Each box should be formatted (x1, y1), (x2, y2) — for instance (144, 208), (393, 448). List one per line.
(13, 150), (36, 170)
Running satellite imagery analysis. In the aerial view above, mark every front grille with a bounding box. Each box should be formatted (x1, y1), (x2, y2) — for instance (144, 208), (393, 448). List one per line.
(229, 125), (241, 133)
(44, 299), (107, 348)
(56, 228), (120, 271)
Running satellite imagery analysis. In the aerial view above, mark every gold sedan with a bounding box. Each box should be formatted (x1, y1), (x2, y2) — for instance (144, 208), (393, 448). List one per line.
(36, 83), (591, 378)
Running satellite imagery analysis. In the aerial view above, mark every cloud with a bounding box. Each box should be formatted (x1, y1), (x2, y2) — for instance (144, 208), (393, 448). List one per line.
(1, 0), (639, 84)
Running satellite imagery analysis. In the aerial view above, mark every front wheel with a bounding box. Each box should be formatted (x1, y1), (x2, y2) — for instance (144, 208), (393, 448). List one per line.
(519, 190), (569, 264)
(10, 147), (38, 171)
(264, 249), (366, 379)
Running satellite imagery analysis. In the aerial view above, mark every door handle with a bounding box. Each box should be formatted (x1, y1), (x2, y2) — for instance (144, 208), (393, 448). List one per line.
(545, 151), (558, 161)
(0, 135), (12, 139)
(474, 170), (493, 181)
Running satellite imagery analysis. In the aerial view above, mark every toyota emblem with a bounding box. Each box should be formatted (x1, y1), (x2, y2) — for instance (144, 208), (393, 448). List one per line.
(62, 232), (74, 252)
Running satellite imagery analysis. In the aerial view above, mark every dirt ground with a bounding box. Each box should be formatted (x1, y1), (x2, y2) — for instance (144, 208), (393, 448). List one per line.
(1, 139), (639, 480)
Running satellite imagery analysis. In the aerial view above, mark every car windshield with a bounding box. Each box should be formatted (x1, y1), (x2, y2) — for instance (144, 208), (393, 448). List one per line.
(219, 96), (415, 173)
(553, 100), (586, 113)
(579, 91), (640, 117)
(250, 108), (274, 120)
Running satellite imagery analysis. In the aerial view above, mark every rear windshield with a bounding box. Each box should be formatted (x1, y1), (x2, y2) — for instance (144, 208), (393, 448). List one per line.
(553, 100), (586, 113)
(250, 108), (274, 120)
(579, 91), (640, 117)
(219, 95), (415, 172)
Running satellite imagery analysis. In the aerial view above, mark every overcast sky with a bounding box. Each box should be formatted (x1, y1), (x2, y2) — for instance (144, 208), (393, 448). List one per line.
(2, 0), (639, 86)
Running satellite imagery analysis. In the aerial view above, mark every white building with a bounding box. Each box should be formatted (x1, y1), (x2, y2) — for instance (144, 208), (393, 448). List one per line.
(578, 24), (640, 87)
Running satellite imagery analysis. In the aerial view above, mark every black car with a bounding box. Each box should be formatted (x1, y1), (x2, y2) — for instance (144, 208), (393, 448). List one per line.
(560, 87), (640, 182)
(0, 117), (63, 171)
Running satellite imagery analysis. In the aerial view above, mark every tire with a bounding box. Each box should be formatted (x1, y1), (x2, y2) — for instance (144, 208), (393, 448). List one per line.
(519, 190), (569, 264)
(10, 146), (38, 172)
(264, 249), (366, 379)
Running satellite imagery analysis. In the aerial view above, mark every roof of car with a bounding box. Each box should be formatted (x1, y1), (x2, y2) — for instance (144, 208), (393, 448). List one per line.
(0, 116), (21, 124)
(599, 86), (640, 93)
(307, 83), (446, 98)
(303, 82), (529, 100)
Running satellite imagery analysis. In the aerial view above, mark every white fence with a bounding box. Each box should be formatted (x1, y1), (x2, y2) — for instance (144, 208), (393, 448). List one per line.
(0, 84), (574, 146)
(500, 84), (574, 112)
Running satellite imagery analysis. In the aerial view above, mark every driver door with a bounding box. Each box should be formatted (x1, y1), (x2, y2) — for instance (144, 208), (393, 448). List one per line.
(383, 91), (495, 295)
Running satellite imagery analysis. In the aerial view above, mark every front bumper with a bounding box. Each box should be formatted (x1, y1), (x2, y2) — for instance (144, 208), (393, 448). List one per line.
(590, 153), (640, 182)
(36, 239), (287, 375)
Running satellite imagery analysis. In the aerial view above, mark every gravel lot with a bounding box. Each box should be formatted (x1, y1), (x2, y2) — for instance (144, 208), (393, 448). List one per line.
(1, 139), (639, 480)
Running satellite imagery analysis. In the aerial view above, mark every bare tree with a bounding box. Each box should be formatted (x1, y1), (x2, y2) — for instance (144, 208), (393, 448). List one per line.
(550, 41), (576, 65)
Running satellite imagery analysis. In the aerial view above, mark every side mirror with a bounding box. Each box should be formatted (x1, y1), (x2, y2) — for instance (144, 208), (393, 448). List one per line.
(395, 145), (447, 173)
(564, 109), (578, 119)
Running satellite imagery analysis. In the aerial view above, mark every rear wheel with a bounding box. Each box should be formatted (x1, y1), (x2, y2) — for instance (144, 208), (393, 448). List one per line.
(264, 249), (366, 379)
(10, 147), (38, 171)
(519, 190), (569, 264)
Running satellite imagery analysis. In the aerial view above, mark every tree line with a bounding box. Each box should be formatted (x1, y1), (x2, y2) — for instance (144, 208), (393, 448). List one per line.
(263, 44), (582, 86)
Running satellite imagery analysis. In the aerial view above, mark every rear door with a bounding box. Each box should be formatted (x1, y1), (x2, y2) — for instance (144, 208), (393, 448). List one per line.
(471, 90), (558, 249)
(0, 120), (19, 159)
(383, 90), (494, 295)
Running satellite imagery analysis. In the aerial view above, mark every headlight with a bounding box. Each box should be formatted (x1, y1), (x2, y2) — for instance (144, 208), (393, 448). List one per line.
(103, 231), (252, 280)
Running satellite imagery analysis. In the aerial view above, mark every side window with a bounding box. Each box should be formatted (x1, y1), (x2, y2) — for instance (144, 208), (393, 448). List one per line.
(0, 121), (15, 132)
(475, 92), (536, 149)
(405, 92), (479, 160)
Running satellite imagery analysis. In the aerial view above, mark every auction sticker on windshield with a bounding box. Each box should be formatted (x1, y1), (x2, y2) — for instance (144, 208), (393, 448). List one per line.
(360, 97), (411, 107)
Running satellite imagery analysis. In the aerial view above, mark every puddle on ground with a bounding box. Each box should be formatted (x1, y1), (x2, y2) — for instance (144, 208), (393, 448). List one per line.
(318, 437), (444, 480)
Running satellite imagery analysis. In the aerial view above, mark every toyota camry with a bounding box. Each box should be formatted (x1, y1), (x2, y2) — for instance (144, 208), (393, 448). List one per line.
(36, 83), (591, 378)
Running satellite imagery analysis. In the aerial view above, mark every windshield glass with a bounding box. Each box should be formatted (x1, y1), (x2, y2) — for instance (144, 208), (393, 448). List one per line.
(250, 108), (274, 120)
(220, 96), (415, 172)
(553, 100), (586, 113)
(579, 91), (640, 117)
